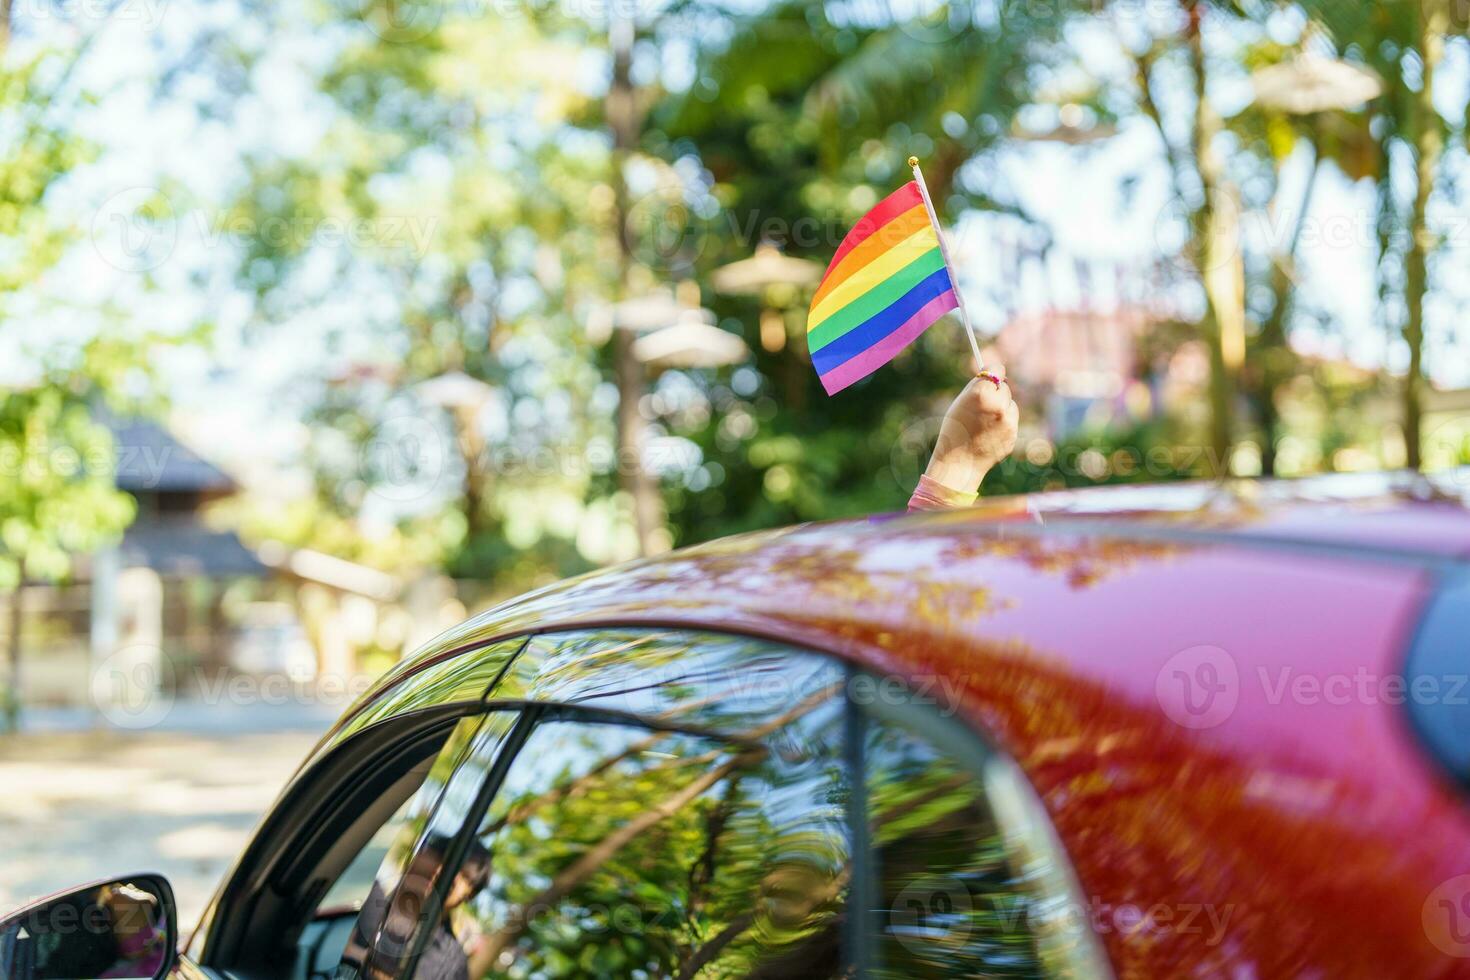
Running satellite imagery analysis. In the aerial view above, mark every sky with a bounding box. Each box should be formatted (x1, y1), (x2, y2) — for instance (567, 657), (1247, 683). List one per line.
(8, 0), (1470, 499)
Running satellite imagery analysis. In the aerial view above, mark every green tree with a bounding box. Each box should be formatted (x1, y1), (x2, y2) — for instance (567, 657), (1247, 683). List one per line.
(1295, 0), (1468, 468)
(0, 30), (147, 728)
(0, 17), (178, 728)
(210, 4), (626, 593)
(650, 0), (1091, 541)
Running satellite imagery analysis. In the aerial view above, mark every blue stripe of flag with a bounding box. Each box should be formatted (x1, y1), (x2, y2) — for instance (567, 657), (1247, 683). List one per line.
(809, 266), (955, 376)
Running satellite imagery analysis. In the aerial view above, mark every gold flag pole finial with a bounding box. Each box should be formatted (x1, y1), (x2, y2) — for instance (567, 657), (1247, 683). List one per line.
(907, 155), (919, 168)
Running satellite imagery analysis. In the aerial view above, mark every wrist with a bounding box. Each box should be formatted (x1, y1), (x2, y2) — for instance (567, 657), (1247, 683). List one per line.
(924, 448), (991, 496)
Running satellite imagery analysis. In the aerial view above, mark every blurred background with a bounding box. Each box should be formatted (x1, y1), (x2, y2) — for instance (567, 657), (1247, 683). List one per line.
(3, 0), (1470, 924)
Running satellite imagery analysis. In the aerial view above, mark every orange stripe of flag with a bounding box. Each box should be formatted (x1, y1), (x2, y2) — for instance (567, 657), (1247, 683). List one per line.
(818, 182), (924, 278)
(810, 203), (931, 310)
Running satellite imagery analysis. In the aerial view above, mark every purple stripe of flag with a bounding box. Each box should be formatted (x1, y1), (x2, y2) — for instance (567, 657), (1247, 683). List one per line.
(817, 290), (959, 395)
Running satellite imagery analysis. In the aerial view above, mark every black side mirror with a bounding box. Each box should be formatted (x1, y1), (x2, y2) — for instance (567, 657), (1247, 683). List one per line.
(0, 873), (178, 979)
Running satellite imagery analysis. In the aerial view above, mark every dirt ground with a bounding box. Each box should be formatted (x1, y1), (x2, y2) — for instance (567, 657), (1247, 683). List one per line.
(0, 712), (326, 929)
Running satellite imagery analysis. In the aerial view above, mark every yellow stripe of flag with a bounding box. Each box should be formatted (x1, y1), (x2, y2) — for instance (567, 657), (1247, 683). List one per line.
(809, 205), (931, 310)
(808, 222), (941, 331)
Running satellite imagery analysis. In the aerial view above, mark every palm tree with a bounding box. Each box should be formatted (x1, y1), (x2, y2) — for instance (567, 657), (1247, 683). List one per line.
(663, 1), (1089, 204)
(1295, 0), (1466, 469)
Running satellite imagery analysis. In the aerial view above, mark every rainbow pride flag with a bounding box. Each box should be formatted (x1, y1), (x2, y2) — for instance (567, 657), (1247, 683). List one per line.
(806, 180), (959, 394)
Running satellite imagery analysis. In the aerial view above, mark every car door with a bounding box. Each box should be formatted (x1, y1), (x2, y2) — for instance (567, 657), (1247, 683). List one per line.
(352, 627), (1110, 979)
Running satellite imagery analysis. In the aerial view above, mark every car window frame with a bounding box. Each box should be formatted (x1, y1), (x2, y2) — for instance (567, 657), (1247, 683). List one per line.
(383, 626), (1111, 980)
(338, 707), (538, 980)
(191, 635), (533, 975)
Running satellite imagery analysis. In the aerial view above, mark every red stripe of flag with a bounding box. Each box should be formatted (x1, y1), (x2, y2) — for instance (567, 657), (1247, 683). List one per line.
(819, 181), (924, 280)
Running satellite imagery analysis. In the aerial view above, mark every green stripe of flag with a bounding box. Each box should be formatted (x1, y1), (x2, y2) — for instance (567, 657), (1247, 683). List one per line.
(807, 246), (946, 353)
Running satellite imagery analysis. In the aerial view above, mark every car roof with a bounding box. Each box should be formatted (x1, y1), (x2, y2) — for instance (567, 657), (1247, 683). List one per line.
(367, 470), (1470, 697)
(965, 469), (1470, 560)
(303, 469), (1470, 834)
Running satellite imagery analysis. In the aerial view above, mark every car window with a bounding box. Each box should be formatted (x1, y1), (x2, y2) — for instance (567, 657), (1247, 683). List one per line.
(291, 719), (479, 980)
(335, 710), (527, 980)
(317, 777), (427, 913)
(857, 694), (1107, 978)
(516, 628), (848, 735)
(376, 629), (1107, 979)
(461, 702), (851, 979)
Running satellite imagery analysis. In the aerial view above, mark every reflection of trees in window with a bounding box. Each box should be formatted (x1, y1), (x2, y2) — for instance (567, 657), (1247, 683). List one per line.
(463, 692), (850, 979)
(455, 699), (1091, 978)
(524, 630), (848, 739)
(865, 719), (1046, 979)
(437, 627), (1101, 979)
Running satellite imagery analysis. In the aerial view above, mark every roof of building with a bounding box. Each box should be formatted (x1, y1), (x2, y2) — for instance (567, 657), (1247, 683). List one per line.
(102, 414), (237, 495)
(118, 521), (266, 577)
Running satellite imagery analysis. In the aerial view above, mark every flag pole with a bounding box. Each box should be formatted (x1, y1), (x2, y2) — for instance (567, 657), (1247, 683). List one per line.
(909, 156), (984, 370)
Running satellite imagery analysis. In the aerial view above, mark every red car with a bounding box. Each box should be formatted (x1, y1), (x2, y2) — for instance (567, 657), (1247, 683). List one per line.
(5, 473), (1470, 978)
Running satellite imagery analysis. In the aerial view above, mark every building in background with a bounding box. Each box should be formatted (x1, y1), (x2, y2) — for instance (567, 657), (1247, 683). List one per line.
(8, 414), (424, 724)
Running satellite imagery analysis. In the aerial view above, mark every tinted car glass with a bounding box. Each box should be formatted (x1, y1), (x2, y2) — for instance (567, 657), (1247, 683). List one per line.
(458, 702), (850, 978)
(290, 726), (469, 980)
(335, 711), (526, 980)
(516, 629), (848, 736)
(318, 764), (433, 913)
(858, 697), (1107, 977)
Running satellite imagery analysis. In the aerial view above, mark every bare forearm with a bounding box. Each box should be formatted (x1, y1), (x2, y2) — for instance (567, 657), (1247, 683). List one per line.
(908, 366), (1017, 511)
